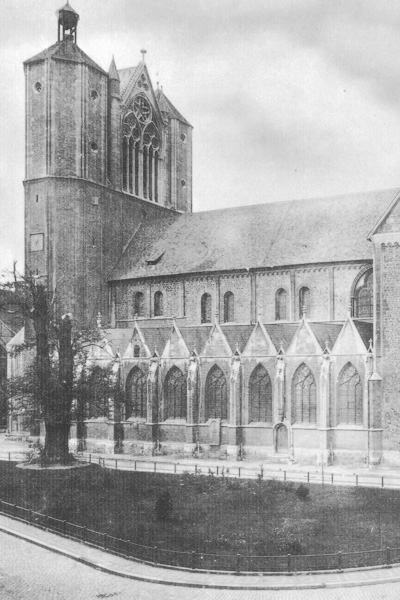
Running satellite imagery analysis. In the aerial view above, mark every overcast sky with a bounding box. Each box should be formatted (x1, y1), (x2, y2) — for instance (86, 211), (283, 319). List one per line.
(1, 0), (400, 273)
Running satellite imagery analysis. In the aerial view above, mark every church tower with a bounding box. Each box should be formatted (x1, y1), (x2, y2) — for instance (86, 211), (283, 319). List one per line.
(24, 3), (192, 326)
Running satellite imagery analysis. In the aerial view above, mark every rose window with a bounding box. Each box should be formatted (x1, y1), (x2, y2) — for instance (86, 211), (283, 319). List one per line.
(133, 95), (151, 124)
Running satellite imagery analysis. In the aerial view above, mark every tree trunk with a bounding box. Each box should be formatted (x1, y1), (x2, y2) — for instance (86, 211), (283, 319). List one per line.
(44, 422), (71, 464)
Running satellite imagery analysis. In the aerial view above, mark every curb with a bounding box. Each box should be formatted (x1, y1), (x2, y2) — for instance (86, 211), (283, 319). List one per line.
(1, 523), (400, 590)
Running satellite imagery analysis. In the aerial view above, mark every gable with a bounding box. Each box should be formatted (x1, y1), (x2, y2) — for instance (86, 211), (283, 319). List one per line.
(201, 323), (232, 358)
(120, 63), (164, 128)
(369, 190), (400, 237)
(332, 318), (369, 355)
(243, 322), (277, 357)
(122, 325), (151, 359)
(286, 320), (322, 356)
(162, 324), (190, 358)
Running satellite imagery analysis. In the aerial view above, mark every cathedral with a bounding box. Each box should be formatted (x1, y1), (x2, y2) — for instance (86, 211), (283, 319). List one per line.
(16, 2), (400, 465)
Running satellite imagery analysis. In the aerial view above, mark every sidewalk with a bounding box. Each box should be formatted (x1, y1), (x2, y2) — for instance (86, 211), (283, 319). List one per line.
(1, 512), (400, 590)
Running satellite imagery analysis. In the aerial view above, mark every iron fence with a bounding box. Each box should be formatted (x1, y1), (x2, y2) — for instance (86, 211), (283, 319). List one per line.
(0, 497), (399, 574)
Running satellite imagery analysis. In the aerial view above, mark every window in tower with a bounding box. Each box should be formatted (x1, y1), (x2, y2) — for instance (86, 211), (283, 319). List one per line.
(90, 142), (98, 153)
(154, 291), (164, 316)
(122, 111), (140, 194)
(143, 148), (148, 198)
(275, 288), (287, 321)
(30, 233), (44, 252)
(134, 292), (145, 317)
(154, 151), (159, 203)
(201, 293), (212, 324)
(352, 268), (373, 319)
(181, 179), (187, 188)
(34, 82), (42, 93)
(223, 291), (234, 323)
(299, 286), (310, 319)
(149, 147), (153, 201)
(90, 90), (99, 101)
(128, 137), (134, 193)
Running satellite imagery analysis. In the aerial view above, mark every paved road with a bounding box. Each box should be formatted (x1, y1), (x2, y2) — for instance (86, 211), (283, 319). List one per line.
(1, 531), (400, 600)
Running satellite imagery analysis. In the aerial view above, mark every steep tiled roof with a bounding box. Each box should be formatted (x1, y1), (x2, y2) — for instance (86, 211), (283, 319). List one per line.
(353, 320), (373, 350)
(221, 324), (254, 353)
(25, 41), (106, 74)
(180, 326), (212, 354)
(118, 64), (141, 98)
(309, 322), (344, 351)
(155, 88), (191, 126)
(140, 327), (172, 355)
(264, 323), (299, 351)
(110, 188), (398, 281)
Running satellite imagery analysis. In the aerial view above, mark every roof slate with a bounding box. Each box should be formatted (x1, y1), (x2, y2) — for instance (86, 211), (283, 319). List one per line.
(309, 322), (344, 351)
(155, 88), (192, 126)
(353, 320), (373, 350)
(25, 41), (106, 74)
(118, 64), (141, 98)
(110, 188), (398, 281)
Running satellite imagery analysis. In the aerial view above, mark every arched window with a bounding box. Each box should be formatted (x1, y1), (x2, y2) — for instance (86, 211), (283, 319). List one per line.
(205, 365), (228, 420)
(134, 292), (144, 317)
(249, 364), (272, 422)
(292, 363), (316, 424)
(164, 367), (187, 419)
(126, 366), (147, 419)
(133, 344), (140, 358)
(87, 366), (109, 419)
(275, 289), (287, 321)
(353, 268), (373, 319)
(122, 111), (140, 193)
(154, 151), (159, 202)
(154, 291), (164, 317)
(223, 291), (234, 323)
(299, 287), (310, 319)
(338, 363), (363, 425)
(201, 293), (212, 323)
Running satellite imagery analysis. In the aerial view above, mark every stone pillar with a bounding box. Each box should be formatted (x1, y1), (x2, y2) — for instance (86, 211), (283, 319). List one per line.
(318, 353), (332, 465)
(147, 358), (159, 444)
(226, 355), (242, 459)
(368, 372), (383, 465)
(275, 353), (285, 422)
(185, 354), (199, 453)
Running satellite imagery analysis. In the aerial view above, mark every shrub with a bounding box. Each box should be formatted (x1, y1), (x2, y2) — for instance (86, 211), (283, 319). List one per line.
(296, 484), (310, 501)
(155, 491), (173, 521)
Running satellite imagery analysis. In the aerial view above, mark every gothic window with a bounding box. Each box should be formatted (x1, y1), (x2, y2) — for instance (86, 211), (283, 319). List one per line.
(134, 292), (145, 317)
(299, 287), (310, 319)
(143, 148), (148, 198)
(122, 111), (140, 194)
(353, 268), (373, 319)
(154, 291), (164, 316)
(205, 365), (228, 421)
(249, 364), (272, 423)
(164, 367), (187, 419)
(143, 122), (160, 202)
(154, 151), (159, 203)
(126, 366), (147, 419)
(338, 363), (363, 425)
(223, 291), (234, 323)
(292, 363), (316, 424)
(133, 345), (140, 358)
(275, 288), (287, 321)
(87, 367), (109, 419)
(201, 293), (212, 323)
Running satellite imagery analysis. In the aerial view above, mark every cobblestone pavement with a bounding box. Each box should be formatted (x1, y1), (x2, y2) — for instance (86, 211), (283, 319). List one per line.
(1, 532), (400, 600)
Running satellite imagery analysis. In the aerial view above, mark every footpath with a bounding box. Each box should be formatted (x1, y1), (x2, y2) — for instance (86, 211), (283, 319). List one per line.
(2, 433), (400, 590)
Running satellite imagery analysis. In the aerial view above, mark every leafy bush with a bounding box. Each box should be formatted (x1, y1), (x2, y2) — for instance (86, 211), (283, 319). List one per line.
(296, 484), (310, 501)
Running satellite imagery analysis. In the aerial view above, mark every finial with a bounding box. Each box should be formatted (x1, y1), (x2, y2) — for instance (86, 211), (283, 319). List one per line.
(141, 49), (147, 63)
(97, 312), (102, 328)
(368, 338), (373, 353)
(215, 309), (219, 323)
(324, 340), (330, 354)
(277, 340), (285, 355)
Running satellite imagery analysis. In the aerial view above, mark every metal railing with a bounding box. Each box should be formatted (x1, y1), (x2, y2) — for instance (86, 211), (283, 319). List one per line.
(0, 497), (397, 573)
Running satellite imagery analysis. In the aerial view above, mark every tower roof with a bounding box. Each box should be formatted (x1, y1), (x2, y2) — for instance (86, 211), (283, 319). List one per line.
(108, 56), (120, 81)
(24, 41), (106, 75)
(57, 2), (79, 15)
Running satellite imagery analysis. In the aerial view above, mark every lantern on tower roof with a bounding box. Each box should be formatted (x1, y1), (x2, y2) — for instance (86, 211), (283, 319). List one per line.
(57, 2), (79, 43)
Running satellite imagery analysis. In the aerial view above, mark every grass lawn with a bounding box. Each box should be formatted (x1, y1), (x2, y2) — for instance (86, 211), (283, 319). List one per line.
(1, 462), (400, 558)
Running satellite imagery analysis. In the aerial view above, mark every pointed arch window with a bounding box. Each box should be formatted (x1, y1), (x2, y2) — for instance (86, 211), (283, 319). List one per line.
(223, 291), (234, 323)
(134, 292), (145, 317)
(249, 364), (272, 422)
(353, 268), (373, 319)
(126, 366), (147, 419)
(292, 363), (316, 424)
(154, 291), (164, 317)
(338, 363), (363, 425)
(299, 287), (310, 319)
(205, 365), (228, 420)
(122, 111), (140, 194)
(165, 366), (187, 419)
(275, 288), (287, 321)
(201, 293), (212, 323)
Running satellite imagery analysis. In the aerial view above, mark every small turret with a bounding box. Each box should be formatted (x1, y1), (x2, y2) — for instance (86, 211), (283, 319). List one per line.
(57, 2), (79, 43)
(108, 56), (120, 97)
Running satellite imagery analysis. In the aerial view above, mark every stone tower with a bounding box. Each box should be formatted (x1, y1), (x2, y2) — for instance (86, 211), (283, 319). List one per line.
(24, 2), (192, 326)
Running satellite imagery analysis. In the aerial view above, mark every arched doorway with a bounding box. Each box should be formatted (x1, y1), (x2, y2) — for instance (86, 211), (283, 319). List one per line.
(275, 423), (289, 454)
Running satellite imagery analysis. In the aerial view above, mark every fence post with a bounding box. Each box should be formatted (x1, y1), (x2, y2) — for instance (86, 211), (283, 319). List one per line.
(8, 452), (10, 461)
(382, 476), (384, 488)
(284, 470), (286, 482)
(89, 454), (91, 464)
(236, 553), (241, 573)
(154, 462), (157, 472)
(337, 551), (342, 571)
(103, 458), (105, 468)
(260, 466), (264, 480)
(195, 464), (198, 475)
(386, 547), (391, 565)
(238, 467), (241, 478)
(307, 472), (309, 483)
(217, 466), (219, 476)
(356, 474), (358, 486)
(98, 456), (101, 465)
(191, 550), (196, 570)
(29, 509), (33, 524)
(154, 545), (158, 565)
(103, 533), (107, 549)
(115, 459), (118, 470)
(331, 473), (334, 485)
(134, 460), (137, 471)
(287, 553), (292, 573)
